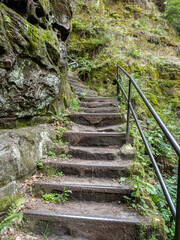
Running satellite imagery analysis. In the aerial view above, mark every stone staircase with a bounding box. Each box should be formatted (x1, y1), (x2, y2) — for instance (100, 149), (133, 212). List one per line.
(23, 74), (150, 239)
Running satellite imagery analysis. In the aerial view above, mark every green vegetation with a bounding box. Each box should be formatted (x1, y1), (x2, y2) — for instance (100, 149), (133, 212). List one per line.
(59, 154), (72, 159)
(37, 160), (44, 169)
(155, 169), (177, 239)
(56, 171), (64, 177)
(122, 117), (179, 239)
(48, 151), (56, 157)
(43, 222), (50, 239)
(164, 0), (180, 34)
(79, 91), (87, 101)
(42, 187), (72, 203)
(68, 0), (180, 101)
(45, 167), (65, 177)
(0, 198), (26, 235)
(69, 95), (79, 112)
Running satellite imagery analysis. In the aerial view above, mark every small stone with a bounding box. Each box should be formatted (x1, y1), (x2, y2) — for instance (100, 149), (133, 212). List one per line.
(119, 144), (136, 160)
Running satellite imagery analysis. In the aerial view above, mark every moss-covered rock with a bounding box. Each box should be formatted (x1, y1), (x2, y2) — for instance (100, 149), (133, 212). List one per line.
(138, 214), (166, 240)
(0, 181), (19, 214)
(0, 0), (72, 126)
(0, 125), (64, 213)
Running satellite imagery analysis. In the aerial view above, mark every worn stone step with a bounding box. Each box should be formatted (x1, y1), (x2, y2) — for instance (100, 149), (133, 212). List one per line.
(68, 80), (83, 86)
(24, 201), (140, 240)
(68, 81), (84, 87)
(63, 131), (126, 147)
(69, 83), (96, 93)
(69, 123), (124, 133)
(43, 159), (132, 178)
(68, 75), (80, 82)
(70, 86), (96, 95)
(68, 113), (126, 127)
(68, 75), (80, 81)
(68, 146), (135, 161)
(80, 101), (118, 108)
(67, 76), (97, 96)
(33, 176), (131, 202)
(72, 89), (97, 97)
(85, 97), (118, 102)
(68, 146), (120, 160)
(97, 124), (124, 132)
(75, 92), (97, 97)
(79, 107), (119, 113)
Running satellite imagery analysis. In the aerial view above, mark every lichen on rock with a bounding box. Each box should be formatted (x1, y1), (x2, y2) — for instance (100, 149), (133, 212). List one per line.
(0, 0), (72, 128)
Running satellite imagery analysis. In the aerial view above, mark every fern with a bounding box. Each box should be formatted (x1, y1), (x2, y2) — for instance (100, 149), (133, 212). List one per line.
(0, 198), (26, 232)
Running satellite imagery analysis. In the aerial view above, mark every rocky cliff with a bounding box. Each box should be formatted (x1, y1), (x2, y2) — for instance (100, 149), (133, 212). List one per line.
(0, 0), (72, 214)
(0, 0), (72, 128)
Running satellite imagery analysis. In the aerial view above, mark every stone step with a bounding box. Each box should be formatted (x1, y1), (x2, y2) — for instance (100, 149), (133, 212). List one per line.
(68, 75), (80, 81)
(69, 123), (124, 133)
(63, 131), (126, 147)
(75, 92), (97, 97)
(32, 176), (131, 202)
(68, 81), (84, 87)
(79, 101), (119, 108)
(68, 146), (120, 160)
(24, 201), (140, 240)
(43, 159), (132, 178)
(85, 97), (119, 102)
(68, 146), (135, 161)
(80, 101), (118, 108)
(73, 89), (97, 97)
(97, 125), (124, 132)
(79, 107), (119, 113)
(69, 83), (96, 93)
(68, 113), (126, 127)
(67, 76), (97, 97)
(69, 123), (122, 133)
(70, 86), (96, 95)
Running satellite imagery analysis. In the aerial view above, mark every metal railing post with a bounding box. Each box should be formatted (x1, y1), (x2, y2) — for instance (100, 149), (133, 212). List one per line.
(175, 157), (180, 240)
(117, 66), (120, 96)
(126, 78), (132, 144)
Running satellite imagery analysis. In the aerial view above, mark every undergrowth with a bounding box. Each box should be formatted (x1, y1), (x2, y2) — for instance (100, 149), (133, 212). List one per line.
(122, 117), (179, 239)
(42, 187), (72, 204)
(0, 198), (26, 238)
(68, 0), (180, 99)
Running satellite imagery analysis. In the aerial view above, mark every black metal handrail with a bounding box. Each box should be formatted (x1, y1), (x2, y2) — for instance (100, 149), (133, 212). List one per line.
(67, 56), (78, 69)
(116, 64), (180, 239)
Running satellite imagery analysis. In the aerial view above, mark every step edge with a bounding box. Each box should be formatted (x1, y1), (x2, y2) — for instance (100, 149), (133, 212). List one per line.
(34, 182), (131, 191)
(24, 210), (140, 223)
(64, 132), (126, 135)
(68, 113), (124, 116)
(44, 162), (131, 168)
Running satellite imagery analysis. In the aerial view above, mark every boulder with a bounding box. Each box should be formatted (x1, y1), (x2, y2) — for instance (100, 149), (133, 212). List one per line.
(0, 125), (64, 213)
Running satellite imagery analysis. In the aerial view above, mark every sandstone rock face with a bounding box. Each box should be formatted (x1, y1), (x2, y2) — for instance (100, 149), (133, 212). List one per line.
(0, 0), (72, 126)
(0, 125), (65, 213)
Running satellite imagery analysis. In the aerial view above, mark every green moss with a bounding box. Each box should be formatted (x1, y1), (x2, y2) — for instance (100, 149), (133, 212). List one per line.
(0, 196), (11, 211)
(0, 192), (21, 213)
(69, 0), (180, 101)
(39, 0), (49, 8)
(138, 215), (166, 240)
(16, 116), (53, 128)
